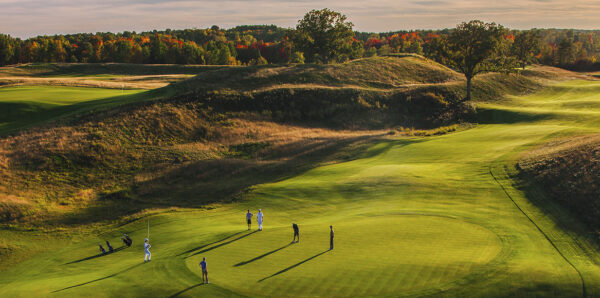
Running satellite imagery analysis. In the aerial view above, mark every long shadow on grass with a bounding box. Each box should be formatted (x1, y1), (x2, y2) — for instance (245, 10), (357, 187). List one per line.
(187, 231), (258, 258)
(168, 283), (204, 298)
(47, 135), (393, 227)
(258, 249), (330, 282)
(234, 243), (292, 267)
(52, 263), (143, 293)
(133, 136), (402, 207)
(177, 230), (246, 256)
(65, 246), (127, 264)
(476, 107), (553, 124)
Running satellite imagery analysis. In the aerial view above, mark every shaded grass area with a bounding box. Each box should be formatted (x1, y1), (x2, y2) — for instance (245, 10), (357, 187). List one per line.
(518, 133), (600, 231)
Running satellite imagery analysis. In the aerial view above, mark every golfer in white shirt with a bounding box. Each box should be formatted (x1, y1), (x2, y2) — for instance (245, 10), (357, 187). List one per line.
(257, 209), (264, 231)
(144, 238), (151, 262)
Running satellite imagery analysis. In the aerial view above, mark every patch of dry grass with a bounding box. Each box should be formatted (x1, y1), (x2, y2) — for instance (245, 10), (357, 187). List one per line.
(0, 99), (393, 226)
(0, 75), (192, 89)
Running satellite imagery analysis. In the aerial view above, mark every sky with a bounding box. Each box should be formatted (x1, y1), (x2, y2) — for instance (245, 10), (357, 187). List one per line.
(1, 0), (600, 38)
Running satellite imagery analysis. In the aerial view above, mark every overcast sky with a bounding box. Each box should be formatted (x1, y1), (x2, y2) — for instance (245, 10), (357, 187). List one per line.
(1, 0), (600, 38)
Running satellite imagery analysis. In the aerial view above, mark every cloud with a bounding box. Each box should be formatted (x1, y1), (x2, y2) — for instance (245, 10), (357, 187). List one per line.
(0, 0), (599, 38)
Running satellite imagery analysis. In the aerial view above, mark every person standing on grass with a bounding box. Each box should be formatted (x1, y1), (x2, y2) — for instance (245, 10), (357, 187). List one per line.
(200, 257), (209, 284)
(292, 223), (300, 243)
(246, 210), (253, 230)
(144, 238), (151, 262)
(106, 241), (114, 252)
(257, 209), (264, 231)
(329, 226), (333, 250)
(330, 226), (334, 250)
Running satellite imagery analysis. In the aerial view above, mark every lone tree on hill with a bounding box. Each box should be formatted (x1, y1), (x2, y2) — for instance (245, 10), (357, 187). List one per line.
(435, 20), (507, 101)
(293, 8), (354, 64)
(511, 31), (540, 69)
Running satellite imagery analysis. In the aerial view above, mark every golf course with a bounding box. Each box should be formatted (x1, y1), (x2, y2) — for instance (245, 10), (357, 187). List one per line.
(1, 57), (600, 297)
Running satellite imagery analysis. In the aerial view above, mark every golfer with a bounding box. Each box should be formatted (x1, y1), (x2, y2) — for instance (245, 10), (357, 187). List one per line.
(292, 223), (299, 243)
(246, 210), (253, 230)
(144, 238), (151, 262)
(330, 225), (334, 250)
(257, 209), (264, 231)
(200, 257), (209, 284)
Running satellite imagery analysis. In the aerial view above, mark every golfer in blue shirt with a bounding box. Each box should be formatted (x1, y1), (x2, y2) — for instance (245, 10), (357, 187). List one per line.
(200, 257), (209, 284)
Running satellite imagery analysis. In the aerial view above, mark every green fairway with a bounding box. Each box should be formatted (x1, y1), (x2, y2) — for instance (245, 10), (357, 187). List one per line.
(0, 86), (153, 133)
(2, 80), (600, 296)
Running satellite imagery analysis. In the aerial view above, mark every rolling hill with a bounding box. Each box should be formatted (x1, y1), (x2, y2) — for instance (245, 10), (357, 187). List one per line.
(0, 55), (556, 226)
(1, 56), (600, 297)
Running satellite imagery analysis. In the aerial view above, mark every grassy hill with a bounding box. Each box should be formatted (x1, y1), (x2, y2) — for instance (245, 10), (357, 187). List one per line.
(2, 56), (600, 297)
(170, 56), (557, 128)
(0, 56), (559, 226)
(518, 133), (600, 230)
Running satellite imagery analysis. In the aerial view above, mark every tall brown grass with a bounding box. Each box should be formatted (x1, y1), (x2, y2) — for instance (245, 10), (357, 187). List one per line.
(519, 133), (600, 230)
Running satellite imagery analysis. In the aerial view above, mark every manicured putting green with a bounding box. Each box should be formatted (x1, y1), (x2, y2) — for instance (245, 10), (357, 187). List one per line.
(185, 216), (501, 297)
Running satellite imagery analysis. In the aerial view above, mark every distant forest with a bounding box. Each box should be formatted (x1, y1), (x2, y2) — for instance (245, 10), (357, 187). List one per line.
(1, 24), (599, 71)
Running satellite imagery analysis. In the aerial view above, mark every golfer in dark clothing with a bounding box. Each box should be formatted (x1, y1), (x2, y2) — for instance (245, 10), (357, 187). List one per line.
(200, 257), (209, 284)
(106, 241), (114, 252)
(292, 223), (299, 243)
(330, 226), (334, 250)
(246, 210), (253, 230)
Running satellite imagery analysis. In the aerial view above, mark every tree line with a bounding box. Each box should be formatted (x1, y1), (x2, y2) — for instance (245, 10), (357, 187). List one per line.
(1, 9), (599, 71)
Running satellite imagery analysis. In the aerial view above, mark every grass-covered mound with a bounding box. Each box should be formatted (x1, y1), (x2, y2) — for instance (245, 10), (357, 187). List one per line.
(0, 57), (577, 226)
(171, 56), (553, 128)
(0, 94), (387, 224)
(518, 134), (600, 230)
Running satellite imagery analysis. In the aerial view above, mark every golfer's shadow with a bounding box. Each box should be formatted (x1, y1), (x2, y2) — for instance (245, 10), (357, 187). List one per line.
(234, 243), (292, 267)
(187, 230), (258, 258)
(65, 246), (127, 265)
(52, 262), (143, 293)
(258, 249), (330, 282)
(177, 230), (247, 257)
(168, 283), (204, 298)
